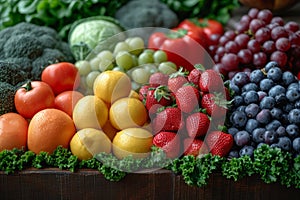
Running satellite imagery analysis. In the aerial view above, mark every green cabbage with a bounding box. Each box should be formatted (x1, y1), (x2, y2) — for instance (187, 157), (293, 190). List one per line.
(68, 16), (125, 61)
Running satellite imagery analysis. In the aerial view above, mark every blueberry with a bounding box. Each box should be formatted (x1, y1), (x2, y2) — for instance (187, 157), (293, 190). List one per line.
(244, 90), (259, 104)
(257, 142), (268, 149)
(282, 103), (294, 113)
(277, 136), (292, 151)
(256, 109), (272, 124)
(265, 61), (280, 72)
(228, 127), (239, 136)
(236, 105), (246, 112)
(267, 66), (282, 82)
(245, 119), (260, 133)
(266, 120), (281, 131)
(274, 93), (288, 106)
(276, 126), (286, 137)
(268, 85), (286, 98)
(234, 130), (250, 146)
(292, 137), (300, 152)
(287, 82), (299, 90)
(286, 88), (300, 102)
(260, 96), (275, 109)
(281, 114), (290, 126)
(282, 71), (297, 86)
(294, 100), (300, 109)
(250, 69), (265, 84)
(245, 103), (260, 118)
(263, 130), (278, 144)
(232, 95), (244, 108)
(286, 124), (300, 138)
(239, 145), (254, 157)
(257, 91), (267, 101)
(270, 107), (283, 120)
(242, 83), (259, 92)
(229, 82), (240, 95)
(259, 78), (274, 91)
(252, 128), (265, 143)
(230, 111), (248, 128)
(288, 109), (300, 124)
(232, 72), (250, 87)
(228, 150), (240, 159)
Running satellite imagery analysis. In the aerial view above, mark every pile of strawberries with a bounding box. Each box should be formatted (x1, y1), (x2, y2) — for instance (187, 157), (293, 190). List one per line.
(139, 66), (234, 158)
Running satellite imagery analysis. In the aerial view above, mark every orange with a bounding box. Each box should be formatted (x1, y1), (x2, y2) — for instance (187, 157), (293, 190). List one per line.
(112, 127), (153, 159)
(70, 128), (111, 160)
(54, 90), (84, 117)
(93, 70), (132, 104)
(109, 97), (148, 130)
(0, 113), (28, 151)
(72, 95), (108, 130)
(27, 108), (76, 154)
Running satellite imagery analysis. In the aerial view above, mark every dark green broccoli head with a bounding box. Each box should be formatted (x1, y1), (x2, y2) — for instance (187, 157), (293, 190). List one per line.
(0, 82), (16, 115)
(0, 61), (30, 86)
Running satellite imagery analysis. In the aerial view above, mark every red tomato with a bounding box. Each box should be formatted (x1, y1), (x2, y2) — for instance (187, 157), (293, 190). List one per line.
(54, 90), (84, 117)
(14, 81), (55, 119)
(41, 62), (80, 95)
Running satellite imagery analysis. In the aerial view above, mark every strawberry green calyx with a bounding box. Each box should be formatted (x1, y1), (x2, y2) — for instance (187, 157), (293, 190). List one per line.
(212, 92), (232, 109)
(154, 85), (171, 102)
(169, 67), (189, 79)
(193, 63), (205, 72)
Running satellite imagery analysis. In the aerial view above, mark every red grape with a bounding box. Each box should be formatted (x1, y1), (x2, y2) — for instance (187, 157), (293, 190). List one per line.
(247, 39), (260, 53)
(262, 40), (276, 54)
(221, 53), (239, 71)
(271, 26), (289, 40)
(270, 51), (288, 68)
(255, 27), (271, 44)
(238, 49), (252, 64)
(257, 9), (273, 24)
(234, 33), (250, 49)
(275, 37), (291, 51)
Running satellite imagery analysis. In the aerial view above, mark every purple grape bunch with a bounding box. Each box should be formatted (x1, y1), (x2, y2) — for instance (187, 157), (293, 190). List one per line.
(208, 8), (300, 78)
(227, 61), (300, 158)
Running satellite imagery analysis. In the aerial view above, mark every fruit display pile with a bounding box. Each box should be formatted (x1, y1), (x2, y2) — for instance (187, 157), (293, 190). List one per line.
(1, 1), (300, 189)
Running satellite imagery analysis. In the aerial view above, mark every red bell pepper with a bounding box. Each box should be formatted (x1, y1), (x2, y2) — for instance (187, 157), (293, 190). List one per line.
(178, 18), (224, 45)
(148, 28), (209, 71)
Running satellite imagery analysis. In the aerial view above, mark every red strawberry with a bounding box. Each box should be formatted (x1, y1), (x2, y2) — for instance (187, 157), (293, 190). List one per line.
(201, 93), (228, 119)
(152, 107), (185, 134)
(183, 138), (208, 157)
(199, 69), (224, 93)
(175, 85), (200, 113)
(185, 112), (210, 138)
(149, 72), (169, 86)
(139, 84), (159, 102)
(145, 85), (173, 114)
(168, 67), (188, 93)
(187, 64), (205, 85)
(153, 131), (181, 158)
(205, 131), (233, 157)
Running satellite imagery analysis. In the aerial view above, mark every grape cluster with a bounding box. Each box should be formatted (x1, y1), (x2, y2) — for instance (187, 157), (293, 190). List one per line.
(208, 8), (300, 78)
(227, 61), (300, 158)
(74, 37), (177, 95)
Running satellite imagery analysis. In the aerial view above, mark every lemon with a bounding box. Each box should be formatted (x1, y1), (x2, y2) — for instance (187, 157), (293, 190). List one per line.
(70, 128), (111, 160)
(102, 120), (118, 141)
(73, 95), (108, 130)
(109, 97), (148, 130)
(128, 90), (140, 99)
(112, 127), (153, 159)
(93, 70), (132, 104)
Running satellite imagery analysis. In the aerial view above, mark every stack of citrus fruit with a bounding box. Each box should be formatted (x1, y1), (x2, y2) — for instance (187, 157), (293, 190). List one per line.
(71, 70), (153, 160)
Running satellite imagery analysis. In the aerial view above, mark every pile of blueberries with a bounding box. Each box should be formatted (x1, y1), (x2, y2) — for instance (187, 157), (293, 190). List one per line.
(227, 61), (300, 158)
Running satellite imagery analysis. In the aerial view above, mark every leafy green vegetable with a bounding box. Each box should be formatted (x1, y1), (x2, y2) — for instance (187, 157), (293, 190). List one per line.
(0, 0), (129, 40)
(1, 145), (300, 189)
(160, 0), (241, 25)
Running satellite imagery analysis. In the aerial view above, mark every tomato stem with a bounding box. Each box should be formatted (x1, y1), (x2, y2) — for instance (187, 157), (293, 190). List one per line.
(22, 81), (32, 91)
(167, 29), (188, 39)
(189, 18), (208, 28)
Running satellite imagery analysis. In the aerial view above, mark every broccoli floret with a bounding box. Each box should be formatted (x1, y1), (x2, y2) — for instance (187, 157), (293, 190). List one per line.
(31, 48), (67, 80)
(115, 0), (179, 29)
(0, 22), (74, 81)
(0, 82), (16, 115)
(4, 34), (44, 59)
(0, 61), (30, 86)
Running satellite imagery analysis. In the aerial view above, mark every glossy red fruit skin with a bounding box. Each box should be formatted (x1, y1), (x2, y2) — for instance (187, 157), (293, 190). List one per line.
(201, 93), (227, 119)
(199, 69), (224, 93)
(183, 138), (208, 157)
(168, 76), (188, 93)
(188, 68), (202, 85)
(185, 112), (210, 138)
(205, 131), (233, 157)
(152, 107), (185, 134)
(175, 85), (200, 113)
(149, 72), (169, 86)
(153, 131), (181, 158)
(145, 87), (173, 115)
